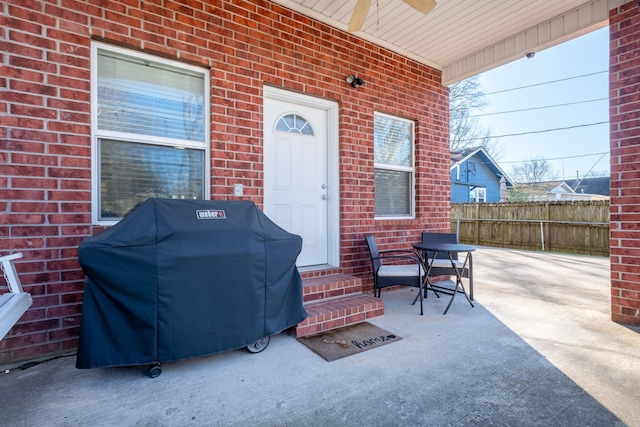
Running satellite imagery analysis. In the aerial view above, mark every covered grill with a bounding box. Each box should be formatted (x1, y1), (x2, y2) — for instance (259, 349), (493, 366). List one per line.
(76, 199), (306, 372)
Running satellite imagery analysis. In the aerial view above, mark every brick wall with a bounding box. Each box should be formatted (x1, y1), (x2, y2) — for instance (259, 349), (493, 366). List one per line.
(0, 0), (451, 363)
(609, 1), (640, 325)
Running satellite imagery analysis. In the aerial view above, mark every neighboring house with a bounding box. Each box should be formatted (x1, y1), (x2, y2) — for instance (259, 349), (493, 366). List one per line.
(565, 177), (611, 197)
(1, 1), (639, 363)
(450, 147), (514, 203)
(513, 179), (610, 201)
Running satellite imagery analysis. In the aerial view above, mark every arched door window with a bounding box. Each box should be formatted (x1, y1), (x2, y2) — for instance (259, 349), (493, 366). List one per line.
(275, 114), (314, 135)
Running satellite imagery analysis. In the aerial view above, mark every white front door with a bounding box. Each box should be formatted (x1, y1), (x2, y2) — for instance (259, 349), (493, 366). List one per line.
(263, 88), (338, 268)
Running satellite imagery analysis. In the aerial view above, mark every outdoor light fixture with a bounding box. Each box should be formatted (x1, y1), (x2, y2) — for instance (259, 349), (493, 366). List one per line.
(346, 75), (365, 88)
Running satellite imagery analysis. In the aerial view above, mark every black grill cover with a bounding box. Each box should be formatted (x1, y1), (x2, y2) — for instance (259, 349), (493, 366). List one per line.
(76, 199), (306, 369)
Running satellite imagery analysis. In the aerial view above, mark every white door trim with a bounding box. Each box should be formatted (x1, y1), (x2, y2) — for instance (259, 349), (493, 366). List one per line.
(263, 86), (339, 268)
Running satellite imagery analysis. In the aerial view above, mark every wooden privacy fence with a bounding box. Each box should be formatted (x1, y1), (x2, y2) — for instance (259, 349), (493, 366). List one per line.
(451, 201), (610, 257)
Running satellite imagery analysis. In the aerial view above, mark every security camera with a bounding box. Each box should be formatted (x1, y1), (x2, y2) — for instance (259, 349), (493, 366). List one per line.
(525, 51), (535, 59)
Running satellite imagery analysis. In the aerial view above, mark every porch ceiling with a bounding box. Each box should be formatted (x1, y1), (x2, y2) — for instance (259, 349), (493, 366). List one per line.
(271, 0), (631, 85)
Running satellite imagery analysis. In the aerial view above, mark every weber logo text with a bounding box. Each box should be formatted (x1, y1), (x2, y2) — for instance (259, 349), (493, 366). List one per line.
(196, 210), (226, 219)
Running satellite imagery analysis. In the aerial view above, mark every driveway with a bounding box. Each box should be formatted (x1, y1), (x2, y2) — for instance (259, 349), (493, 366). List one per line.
(1, 247), (638, 426)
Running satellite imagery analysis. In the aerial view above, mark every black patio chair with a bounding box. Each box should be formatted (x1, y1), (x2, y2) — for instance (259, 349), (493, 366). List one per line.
(365, 235), (424, 315)
(420, 232), (473, 304)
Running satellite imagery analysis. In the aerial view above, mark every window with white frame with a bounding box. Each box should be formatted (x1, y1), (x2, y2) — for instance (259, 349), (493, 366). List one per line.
(92, 43), (209, 223)
(470, 187), (486, 203)
(374, 112), (415, 217)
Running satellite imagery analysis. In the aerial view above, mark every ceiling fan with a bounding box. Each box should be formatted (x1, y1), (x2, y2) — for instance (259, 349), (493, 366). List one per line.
(348, 0), (436, 32)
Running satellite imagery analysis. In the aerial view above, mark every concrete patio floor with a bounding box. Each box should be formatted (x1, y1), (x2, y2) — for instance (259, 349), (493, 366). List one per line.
(1, 247), (639, 426)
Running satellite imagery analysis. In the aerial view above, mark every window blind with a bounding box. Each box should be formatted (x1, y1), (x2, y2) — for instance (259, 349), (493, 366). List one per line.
(97, 49), (205, 142)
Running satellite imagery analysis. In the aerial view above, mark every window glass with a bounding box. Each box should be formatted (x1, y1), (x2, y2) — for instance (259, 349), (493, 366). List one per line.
(275, 114), (314, 135)
(97, 50), (205, 142)
(374, 169), (411, 216)
(93, 43), (208, 223)
(470, 187), (486, 203)
(374, 114), (411, 167)
(374, 113), (414, 217)
(99, 140), (204, 218)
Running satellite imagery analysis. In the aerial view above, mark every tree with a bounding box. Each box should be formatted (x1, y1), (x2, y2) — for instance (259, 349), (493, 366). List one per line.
(510, 155), (556, 183)
(449, 76), (499, 156)
(505, 185), (531, 202)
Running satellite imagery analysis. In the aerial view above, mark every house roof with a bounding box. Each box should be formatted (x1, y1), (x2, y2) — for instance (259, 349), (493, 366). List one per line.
(518, 181), (574, 194)
(515, 179), (610, 199)
(271, 0), (631, 84)
(450, 146), (515, 187)
(565, 176), (610, 196)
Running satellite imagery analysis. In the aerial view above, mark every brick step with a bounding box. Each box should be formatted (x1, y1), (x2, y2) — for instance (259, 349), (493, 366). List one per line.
(294, 294), (384, 337)
(302, 273), (363, 303)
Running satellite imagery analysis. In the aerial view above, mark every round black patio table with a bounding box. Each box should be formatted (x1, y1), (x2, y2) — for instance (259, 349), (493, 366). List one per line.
(412, 242), (475, 314)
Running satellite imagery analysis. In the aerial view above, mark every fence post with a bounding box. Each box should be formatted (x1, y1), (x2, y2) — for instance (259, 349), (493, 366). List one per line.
(544, 202), (550, 252)
(450, 201), (609, 255)
(475, 203), (480, 245)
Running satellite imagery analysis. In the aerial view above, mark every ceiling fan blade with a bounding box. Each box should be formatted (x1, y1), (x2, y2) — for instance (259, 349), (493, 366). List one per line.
(402, 0), (436, 15)
(349, 0), (371, 32)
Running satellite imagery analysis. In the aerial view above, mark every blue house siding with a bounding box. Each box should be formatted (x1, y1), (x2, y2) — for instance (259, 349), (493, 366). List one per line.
(451, 182), (471, 203)
(485, 180), (502, 201)
(450, 148), (511, 203)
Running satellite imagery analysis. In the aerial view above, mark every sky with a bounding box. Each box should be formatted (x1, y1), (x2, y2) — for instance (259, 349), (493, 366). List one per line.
(474, 26), (610, 182)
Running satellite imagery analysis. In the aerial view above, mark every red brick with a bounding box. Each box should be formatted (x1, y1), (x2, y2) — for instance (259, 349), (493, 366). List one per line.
(23, 271), (59, 286)
(610, 1), (640, 325)
(0, 0), (452, 364)
(10, 343), (60, 360)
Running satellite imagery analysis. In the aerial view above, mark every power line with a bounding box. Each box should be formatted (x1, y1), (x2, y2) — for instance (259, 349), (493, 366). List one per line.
(498, 151), (609, 164)
(466, 98), (608, 117)
(458, 121), (608, 142)
(483, 71), (608, 95)
(464, 154), (610, 178)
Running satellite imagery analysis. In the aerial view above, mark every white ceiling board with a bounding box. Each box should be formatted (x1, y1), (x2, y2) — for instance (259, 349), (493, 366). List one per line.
(270, 0), (634, 84)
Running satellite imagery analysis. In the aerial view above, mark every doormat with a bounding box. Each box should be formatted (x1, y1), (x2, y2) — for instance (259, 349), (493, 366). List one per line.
(297, 322), (402, 362)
